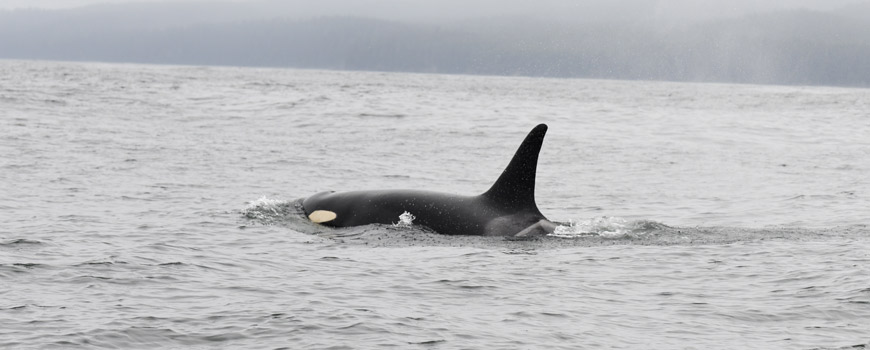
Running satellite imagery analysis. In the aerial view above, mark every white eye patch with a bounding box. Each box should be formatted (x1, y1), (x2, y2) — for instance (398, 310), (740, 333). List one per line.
(308, 210), (337, 223)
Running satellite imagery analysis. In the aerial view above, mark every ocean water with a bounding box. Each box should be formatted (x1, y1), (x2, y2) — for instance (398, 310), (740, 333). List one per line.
(1, 60), (869, 349)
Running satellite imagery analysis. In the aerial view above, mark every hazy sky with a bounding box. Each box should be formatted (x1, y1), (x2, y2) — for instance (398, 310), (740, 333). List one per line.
(0, 0), (253, 9)
(0, 0), (864, 22)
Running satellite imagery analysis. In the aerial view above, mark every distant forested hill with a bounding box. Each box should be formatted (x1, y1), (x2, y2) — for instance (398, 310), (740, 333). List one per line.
(2, 5), (869, 86)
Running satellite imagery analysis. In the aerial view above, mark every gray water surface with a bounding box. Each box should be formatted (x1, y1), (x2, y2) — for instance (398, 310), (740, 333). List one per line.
(2, 60), (869, 349)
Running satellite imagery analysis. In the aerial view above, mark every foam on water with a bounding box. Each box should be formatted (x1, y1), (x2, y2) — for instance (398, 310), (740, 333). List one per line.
(240, 196), (289, 222)
(552, 216), (634, 238)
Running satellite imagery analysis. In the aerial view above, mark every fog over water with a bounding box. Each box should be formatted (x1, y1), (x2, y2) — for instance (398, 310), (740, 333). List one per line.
(2, 0), (870, 86)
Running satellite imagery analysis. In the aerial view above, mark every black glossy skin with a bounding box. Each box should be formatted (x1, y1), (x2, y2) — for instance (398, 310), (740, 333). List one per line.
(302, 124), (553, 236)
(302, 190), (548, 236)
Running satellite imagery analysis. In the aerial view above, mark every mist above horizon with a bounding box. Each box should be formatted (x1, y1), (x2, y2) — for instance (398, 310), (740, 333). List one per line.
(2, 0), (869, 86)
(2, 0), (867, 23)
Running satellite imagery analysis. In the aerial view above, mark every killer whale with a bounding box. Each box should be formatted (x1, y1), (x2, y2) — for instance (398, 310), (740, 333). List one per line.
(302, 124), (557, 237)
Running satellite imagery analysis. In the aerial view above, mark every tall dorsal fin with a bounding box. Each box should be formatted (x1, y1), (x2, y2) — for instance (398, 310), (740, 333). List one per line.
(481, 124), (547, 210)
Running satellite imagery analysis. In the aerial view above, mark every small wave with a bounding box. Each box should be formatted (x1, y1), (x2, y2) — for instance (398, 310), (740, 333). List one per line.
(0, 239), (43, 246)
(1, 304), (64, 311)
(357, 112), (406, 118)
(74, 261), (119, 267)
(810, 343), (870, 350)
(10, 262), (47, 269)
